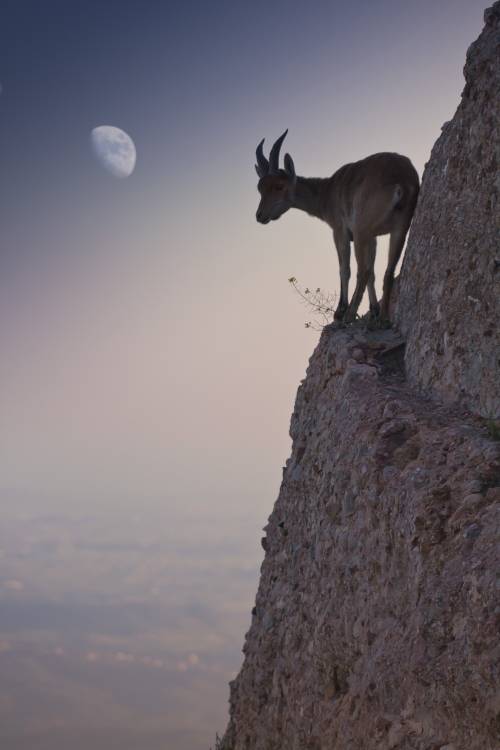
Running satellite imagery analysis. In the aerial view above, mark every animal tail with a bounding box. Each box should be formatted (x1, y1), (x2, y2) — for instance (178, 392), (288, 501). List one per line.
(392, 183), (404, 208)
(380, 183), (405, 226)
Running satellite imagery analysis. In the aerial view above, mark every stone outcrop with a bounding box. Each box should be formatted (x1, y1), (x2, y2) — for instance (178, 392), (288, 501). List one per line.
(395, 2), (500, 418)
(220, 6), (500, 749)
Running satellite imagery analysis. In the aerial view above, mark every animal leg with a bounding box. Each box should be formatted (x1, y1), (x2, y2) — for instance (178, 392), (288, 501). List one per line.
(333, 229), (351, 320)
(366, 242), (379, 318)
(344, 236), (376, 322)
(380, 226), (407, 319)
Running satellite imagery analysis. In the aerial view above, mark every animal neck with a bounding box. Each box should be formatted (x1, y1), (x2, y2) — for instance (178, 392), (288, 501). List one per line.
(291, 177), (329, 220)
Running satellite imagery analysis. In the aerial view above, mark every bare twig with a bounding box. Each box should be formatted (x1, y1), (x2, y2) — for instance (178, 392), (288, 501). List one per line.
(288, 277), (337, 331)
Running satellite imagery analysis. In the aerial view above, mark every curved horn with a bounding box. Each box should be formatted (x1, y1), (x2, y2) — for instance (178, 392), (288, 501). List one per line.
(269, 129), (288, 174)
(255, 138), (269, 178)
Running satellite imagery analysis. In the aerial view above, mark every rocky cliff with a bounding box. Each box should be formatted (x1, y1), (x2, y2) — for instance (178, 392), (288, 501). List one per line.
(221, 6), (500, 750)
(394, 2), (500, 418)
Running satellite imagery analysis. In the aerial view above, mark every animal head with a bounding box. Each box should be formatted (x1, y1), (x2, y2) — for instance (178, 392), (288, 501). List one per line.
(255, 129), (297, 224)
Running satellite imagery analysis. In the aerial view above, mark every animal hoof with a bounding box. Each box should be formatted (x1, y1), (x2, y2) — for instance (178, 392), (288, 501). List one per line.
(369, 303), (381, 320)
(334, 305), (347, 321)
(379, 306), (390, 322)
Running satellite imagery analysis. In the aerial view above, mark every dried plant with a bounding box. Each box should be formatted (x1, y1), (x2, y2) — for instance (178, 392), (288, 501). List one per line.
(288, 276), (337, 331)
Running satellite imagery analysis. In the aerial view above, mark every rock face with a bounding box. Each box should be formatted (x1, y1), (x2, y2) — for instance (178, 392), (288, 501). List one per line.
(222, 328), (499, 750)
(220, 7), (500, 750)
(394, 2), (500, 418)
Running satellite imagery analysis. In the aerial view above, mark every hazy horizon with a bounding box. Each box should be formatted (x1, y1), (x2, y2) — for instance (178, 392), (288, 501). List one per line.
(0, 1), (488, 747)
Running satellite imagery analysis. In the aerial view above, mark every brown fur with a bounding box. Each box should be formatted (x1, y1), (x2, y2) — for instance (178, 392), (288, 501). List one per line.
(256, 151), (420, 321)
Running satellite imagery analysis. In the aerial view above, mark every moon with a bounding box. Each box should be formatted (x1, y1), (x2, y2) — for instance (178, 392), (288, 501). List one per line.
(91, 125), (136, 178)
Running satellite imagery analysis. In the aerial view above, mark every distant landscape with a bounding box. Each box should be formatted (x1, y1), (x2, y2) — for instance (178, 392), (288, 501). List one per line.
(0, 500), (261, 750)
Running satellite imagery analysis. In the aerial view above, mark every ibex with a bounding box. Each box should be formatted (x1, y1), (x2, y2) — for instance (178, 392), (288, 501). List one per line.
(255, 130), (419, 322)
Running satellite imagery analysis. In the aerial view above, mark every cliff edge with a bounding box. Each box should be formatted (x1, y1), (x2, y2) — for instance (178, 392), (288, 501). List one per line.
(221, 6), (500, 749)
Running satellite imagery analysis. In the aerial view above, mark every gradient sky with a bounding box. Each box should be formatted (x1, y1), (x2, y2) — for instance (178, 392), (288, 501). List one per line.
(0, 1), (488, 747)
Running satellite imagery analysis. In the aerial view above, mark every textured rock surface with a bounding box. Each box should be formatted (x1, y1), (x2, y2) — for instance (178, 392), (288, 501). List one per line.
(221, 327), (499, 749)
(220, 6), (500, 750)
(395, 2), (500, 418)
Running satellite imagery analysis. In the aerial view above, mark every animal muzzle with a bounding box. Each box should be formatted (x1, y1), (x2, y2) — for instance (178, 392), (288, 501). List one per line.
(256, 210), (270, 224)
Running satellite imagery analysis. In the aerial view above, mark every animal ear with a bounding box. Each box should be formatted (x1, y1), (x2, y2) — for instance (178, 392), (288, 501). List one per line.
(284, 153), (296, 180)
(255, 164), (265, 178)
